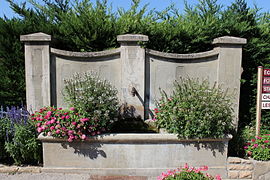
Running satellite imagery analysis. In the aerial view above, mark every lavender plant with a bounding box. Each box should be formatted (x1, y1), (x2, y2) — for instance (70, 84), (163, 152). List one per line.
(0, 106), (41, 165)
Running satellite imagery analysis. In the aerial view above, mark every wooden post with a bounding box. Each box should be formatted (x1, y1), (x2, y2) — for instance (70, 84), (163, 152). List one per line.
(256, 66), (263, 136)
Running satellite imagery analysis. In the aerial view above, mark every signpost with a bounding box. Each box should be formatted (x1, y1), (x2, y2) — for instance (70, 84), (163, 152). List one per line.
(256, 67), (270, 136)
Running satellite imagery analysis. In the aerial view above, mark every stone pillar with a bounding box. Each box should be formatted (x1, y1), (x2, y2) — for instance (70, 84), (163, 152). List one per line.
(20, 32), (51, 112)
(213, 36), (247, 128)
(117, 34), (149, 119)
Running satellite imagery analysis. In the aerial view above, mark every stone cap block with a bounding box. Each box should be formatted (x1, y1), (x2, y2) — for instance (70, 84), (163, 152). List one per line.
(117, 34), (149, 42)
(212, 36), (247, 45)
(20, 32), (51, 42)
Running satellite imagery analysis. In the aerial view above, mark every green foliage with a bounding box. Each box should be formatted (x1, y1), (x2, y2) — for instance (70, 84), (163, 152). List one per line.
(244, 131), (270, 161)
(4, 121), (41, 165)
(0, 116), (41, 165)
(0, 0), (269, 155)
(63, 72), (119, 131)
(155, 78), (233, 139)
(0, 118), (12, 163)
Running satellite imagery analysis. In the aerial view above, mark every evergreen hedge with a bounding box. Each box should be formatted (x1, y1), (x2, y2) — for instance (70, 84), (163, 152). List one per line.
(0, 0), (269, 134)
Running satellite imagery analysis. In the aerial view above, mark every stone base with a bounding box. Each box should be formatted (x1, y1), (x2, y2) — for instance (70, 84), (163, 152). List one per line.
(38, 133), (232, 179)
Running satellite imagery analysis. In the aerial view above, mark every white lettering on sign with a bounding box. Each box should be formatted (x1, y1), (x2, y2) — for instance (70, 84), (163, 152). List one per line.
(262, 102), (270, 109)
(264, 69), (270, 76)
(263, 77), (270, 84)
(262, 93), (270, 101)
(262, 86), (270, 93)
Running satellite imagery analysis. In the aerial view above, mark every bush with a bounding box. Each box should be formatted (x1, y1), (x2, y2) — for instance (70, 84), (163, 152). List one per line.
(157, 164), (221, 180)
(244, 131), (270, 161)
(4, 122), (41, 165)
(63, 72), (119, 132)
(31, 106), (108, 141)
(155, 78), (233, 138)
(0, 106), (41, 165)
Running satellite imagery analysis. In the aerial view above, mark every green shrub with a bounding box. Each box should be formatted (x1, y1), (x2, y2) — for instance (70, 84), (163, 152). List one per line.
(155, 78), (233, 138)
(4, 121), (42, 165)
(63, 72), (119, 132)
(0, 117), (12, 163)
(244, 130), (270, 161)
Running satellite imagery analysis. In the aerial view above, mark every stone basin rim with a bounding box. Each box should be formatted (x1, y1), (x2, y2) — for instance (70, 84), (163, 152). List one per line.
(38, 133), (232, 143)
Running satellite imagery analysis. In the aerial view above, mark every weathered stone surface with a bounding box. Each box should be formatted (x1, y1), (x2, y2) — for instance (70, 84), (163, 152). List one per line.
(212, 36), (247, 45)
(253, 160), (270, 180)
(239, 171), (252, 179)
(39, 134), (231, 179)
(228, 157), (242, 164)
(117, 34), (149, 42)
(228, 171), (239, 179)
(21, 32), (245, 128)
(228, 164), (254, 170)
(20, 32), (51, 42)
(90, 175), (147, 180)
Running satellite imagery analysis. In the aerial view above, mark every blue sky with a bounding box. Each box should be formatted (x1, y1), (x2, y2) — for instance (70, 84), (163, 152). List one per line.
(0, 0), (269, 18)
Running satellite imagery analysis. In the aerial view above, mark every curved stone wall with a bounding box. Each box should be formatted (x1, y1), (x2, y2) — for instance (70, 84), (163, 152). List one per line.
(20, 32), (246, 127)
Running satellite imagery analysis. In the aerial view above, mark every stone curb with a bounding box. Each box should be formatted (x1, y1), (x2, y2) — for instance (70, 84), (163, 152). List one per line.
(0, 166), (41, 174)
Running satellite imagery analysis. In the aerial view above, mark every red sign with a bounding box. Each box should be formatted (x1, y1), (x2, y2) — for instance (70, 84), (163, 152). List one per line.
(263, 77), (270, 85)
(263, 69), (270, 76)
(262, 86), (270, 93)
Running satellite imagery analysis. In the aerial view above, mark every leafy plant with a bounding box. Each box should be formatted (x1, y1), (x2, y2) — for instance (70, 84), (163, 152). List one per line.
(157, 163), (221, 180)
(4, 121), (41, 165)
(31, 106), (108, 142)
(244, 131), (270, 161)
(0, 106), (41, 165)
(63, 72), (119, 132)
(155, 78), (233, 138)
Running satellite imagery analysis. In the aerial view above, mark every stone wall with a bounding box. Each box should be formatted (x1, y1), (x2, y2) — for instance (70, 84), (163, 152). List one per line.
(20, 33), (246, 127)
(227, 157), (270, 179)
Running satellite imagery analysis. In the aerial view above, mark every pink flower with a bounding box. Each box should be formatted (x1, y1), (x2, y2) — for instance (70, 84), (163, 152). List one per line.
(47, 132), (52, 136)
(81, 134), (86, 140)
(215, 174), (222, 180)
(251, 139), (256, 142)
(71, 122), (77, 126)
(37, 123), (41, 127)
(50, 119), (55, 124)
(244, 146), (248, 149)
(264, 140), (269, 143)
(253, 144), (258, 148)
(256, 136), (262, 140)
(65, 115), (70, 119)
(80, 118), (89, 123)
(70, 107), (75, 111)
(55, 124), (61, 129)
(37, 127), (43, 133)
(61, 116), (65, 120)
(50, 126), (55, 130)
(47, 111), (52, 116)
(68, 130), (74, 135)
(97, 131), (101, 135)
(55, 129), (60, 134)
(58, 108), (62, 110)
